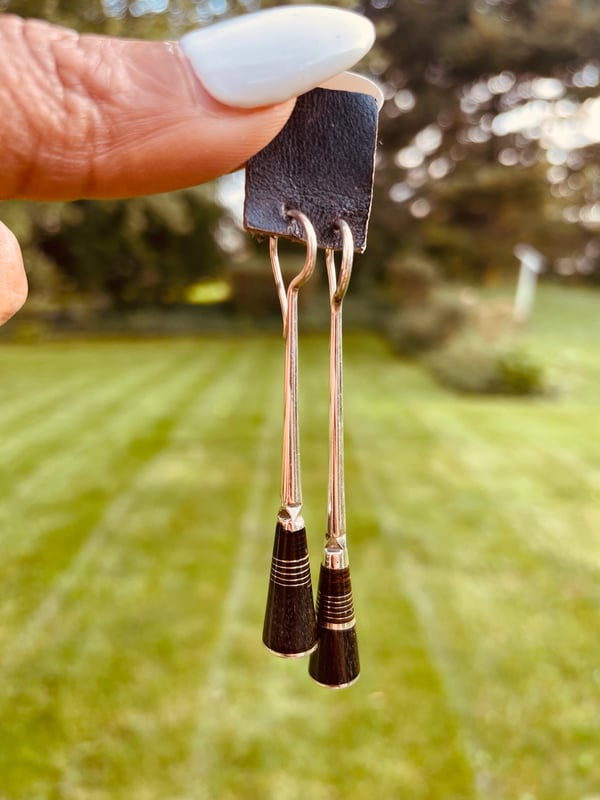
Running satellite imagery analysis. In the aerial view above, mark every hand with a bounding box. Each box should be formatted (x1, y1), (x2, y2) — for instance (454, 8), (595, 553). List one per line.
(0, 7), (374, 324)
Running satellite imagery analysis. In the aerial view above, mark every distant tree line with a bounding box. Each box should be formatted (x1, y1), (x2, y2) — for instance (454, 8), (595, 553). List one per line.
(2, 0), (599, 311)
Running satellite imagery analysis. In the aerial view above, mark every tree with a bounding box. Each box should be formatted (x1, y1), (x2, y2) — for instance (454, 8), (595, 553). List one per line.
(3, 0), (600, 310)
(2, 0), (239, 309)
(34, 191), (227, 307)
(363, 0), (600, 280)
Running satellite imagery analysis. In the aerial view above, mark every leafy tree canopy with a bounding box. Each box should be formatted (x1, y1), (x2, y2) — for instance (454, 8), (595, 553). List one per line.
(2, 0), (599, 307)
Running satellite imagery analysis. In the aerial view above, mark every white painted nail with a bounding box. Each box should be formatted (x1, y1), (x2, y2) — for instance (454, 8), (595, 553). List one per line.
(319, 71), (384, 110)
(180, 5), (375, 109)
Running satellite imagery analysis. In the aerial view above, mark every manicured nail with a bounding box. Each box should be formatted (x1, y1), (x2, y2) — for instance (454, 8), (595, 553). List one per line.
(320, 71), (384, 110)
(180, 5), (375, 109)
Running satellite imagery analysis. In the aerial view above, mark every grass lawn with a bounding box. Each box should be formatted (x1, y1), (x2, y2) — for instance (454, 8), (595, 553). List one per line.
(0, 284), (599, 799)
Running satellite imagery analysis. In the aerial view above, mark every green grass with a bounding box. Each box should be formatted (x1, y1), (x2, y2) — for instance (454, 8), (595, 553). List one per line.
(1, 284), (600, 799)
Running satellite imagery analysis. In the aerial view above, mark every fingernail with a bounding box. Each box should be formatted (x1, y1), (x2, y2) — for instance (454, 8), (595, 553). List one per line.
(180, 5), (375, 109)
(320, 71), (384, 110)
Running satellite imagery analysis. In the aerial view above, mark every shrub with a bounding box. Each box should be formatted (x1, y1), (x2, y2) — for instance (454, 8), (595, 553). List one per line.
(425, 336), (547, 396)
(229, 253), (317, 319)
(3, 317), (52, 344)
(497, 349), (546, 395)
(385, 292), (467, 357)
(384, 254), (439, 307)
(471, 298), (517, 341)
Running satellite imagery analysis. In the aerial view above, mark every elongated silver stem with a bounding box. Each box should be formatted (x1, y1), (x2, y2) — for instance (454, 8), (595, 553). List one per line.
(269, 211), (317, 531)
(327, 296), (345, 544)
(280, 286), (302, 523)
(324, 222), (353, 567)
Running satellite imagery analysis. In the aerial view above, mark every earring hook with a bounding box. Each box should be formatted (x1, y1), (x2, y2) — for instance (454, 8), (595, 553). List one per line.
(270, 209), (318, 336)
(325, 219), (354, 307)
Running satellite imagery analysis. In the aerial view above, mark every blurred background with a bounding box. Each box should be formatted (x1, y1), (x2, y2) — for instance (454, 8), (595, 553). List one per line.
(1, 1), (600, 798)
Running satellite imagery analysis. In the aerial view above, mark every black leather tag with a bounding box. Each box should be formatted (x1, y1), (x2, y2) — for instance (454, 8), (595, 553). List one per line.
(244, 88), (378, 252)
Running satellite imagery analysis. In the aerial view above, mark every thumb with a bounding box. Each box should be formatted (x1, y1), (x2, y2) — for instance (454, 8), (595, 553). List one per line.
(1, 7), (374, 201)
(0, 15), (293, 200)
(0, 7), (374, 324)
(0, 223), (28, 325)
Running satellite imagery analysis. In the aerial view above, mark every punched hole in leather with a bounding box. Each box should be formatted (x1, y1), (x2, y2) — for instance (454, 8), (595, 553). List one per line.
(243, 88), (379, 253)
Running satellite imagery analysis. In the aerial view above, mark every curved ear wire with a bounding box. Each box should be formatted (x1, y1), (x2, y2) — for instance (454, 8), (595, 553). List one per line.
(325, 219), (354, 306)
(270, 209), (317, 337)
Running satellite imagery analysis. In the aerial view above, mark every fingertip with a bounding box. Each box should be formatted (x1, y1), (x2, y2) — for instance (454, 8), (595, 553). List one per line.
(160, 44), (298, 179)
(0, 222), (28, 325)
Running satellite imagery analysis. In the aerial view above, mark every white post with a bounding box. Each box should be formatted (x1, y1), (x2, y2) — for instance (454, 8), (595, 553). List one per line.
(513, 244), (545, 324)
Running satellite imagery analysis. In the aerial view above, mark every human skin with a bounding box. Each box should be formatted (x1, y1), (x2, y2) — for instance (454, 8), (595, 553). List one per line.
(0, 14), (296, 324)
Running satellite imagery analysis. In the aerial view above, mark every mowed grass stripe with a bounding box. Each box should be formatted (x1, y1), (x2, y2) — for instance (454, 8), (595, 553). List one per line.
(0, 340), (281, 798)
(176, 353), (282, 800)
(343, 339), (600, 797)
(339, 340), (506, 795)
(174, 334), (475, 800)
(0, 343), (108, 403)
(0, 368), (101, 435)
(334, 345), (480, 798)
(0, 356), (187, 513)
(404, 404), (600, 796)
(374, 396), (600, 579)
(347, 434), (480, 799)
(0, 344), (224, 620)
(0, 339), (223, 472)
(0, 341), (243, 648)
(0, 342), (223, 514)
(411, 402), (600, 574)
(0, 340), (172, 430)
(0, 353), (173, 478)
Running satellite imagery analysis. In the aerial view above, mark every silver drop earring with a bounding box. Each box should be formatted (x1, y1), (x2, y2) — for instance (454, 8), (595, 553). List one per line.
(309, 219), (360, 688)
(262, 210), (318, 658)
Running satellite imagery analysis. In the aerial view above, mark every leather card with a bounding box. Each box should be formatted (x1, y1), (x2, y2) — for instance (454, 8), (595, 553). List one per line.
(244, 88), (378, 252)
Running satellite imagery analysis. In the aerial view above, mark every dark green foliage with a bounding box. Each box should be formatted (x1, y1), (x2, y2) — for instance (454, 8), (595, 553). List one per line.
(3, 0), (600, 305)
(228, 261), (282, 318)
(423, 161), (585, 280)
(384, 253), (439, 307)
(385, 292), (467, 357)
(497, 347), (548, 395)
(365, 0), (600, 280)
(426, 335), (547, 395)
(2, 316), (51, 344)
(0, 0), (247, 36)
(32, 192), (227, 307)
(228, 240), (321, 319)
(368, 0), (600, 148)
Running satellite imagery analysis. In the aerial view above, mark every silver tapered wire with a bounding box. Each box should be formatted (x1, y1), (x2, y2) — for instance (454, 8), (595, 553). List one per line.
(324, 220), (353, 567)
(269, 210), (317, 525)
